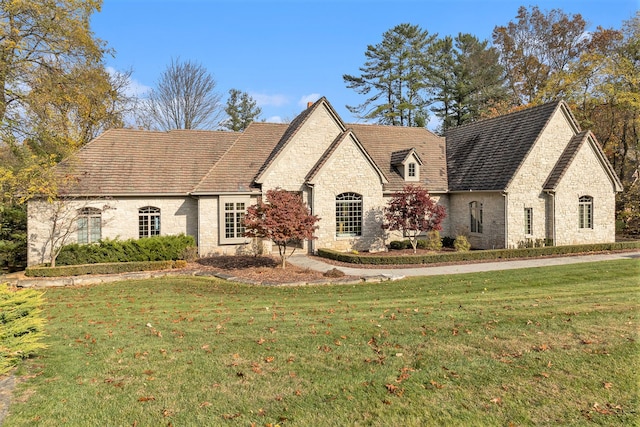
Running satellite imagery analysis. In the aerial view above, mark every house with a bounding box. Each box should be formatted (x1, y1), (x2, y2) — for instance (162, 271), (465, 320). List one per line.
(26, 97), (623, 265)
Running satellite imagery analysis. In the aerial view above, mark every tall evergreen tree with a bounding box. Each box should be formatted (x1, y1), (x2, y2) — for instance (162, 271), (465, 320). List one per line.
(431, 34), (507, 132)
(222, 89), (262, 131)
(344, 23), (436, 126)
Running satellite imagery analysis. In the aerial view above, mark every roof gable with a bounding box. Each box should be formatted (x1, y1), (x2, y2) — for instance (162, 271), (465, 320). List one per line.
(306, 130), (388, 185)
(254, 97), (346, 184)
(445, 101), (565, 191)
(390, 148), (423, 166)
(544, 130), (623, 192)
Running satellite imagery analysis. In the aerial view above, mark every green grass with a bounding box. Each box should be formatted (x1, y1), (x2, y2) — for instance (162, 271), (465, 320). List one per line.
(4, 259), (639, 426)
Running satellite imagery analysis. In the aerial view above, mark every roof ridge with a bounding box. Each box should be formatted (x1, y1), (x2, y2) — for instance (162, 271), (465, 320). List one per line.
(446, 100), (562, 135)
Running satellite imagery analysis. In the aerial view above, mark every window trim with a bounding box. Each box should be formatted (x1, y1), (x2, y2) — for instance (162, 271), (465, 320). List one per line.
(336, 192), (363, 237)
(578, 196), (593, 229)
(139, 206), (161, 238)
(469, 201), (483, 234)
(524, 207), (533, 236)
(219, 196), (250, 244)
(77, 207), (102, 244)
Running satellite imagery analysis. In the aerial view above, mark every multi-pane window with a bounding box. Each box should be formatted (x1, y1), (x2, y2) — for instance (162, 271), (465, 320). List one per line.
(77, 207), (101, 244)
(579, 196), (593, 229)
(224, 201), (246, 240)
(469, 201), (483, 233)
(336, 192), (362, 237)
(139, 206), (160, 238)
(408, 163), (416, 177)
(524, 207), (533, 235)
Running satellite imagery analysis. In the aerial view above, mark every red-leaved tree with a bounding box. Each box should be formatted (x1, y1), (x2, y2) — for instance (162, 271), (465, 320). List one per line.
(243, 189), (320, 268)
(382, 185), (446, 253)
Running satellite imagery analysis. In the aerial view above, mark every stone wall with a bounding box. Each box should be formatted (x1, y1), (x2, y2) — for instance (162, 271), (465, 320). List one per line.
(259, 105), (342, 192)
(504, 107), (576, 247)
(310, 136), (387, 252)
(447, 192), (505, 249)
(27, 196), (198, 266)
(552, 141), (617, 245)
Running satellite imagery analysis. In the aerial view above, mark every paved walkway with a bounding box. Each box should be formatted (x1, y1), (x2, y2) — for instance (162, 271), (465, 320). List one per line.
(288, 251), (640, 280)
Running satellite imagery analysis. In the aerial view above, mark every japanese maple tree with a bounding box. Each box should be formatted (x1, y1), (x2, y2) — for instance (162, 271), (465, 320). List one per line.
(382, 184), (446, 253)
(243, 189), (319, 268)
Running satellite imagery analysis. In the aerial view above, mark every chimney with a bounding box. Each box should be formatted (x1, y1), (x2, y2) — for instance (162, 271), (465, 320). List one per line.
(307, 101), (313, 108)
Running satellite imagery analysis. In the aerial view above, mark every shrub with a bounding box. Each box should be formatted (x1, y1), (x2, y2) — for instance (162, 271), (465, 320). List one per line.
(389, 240), (410, 250)
(425, 230), (443, 251)
(318, 241), (640, 265)
(441, 236), (456, 248)
(56, 235), (196, 266)
(0, 284), (47, 375)
(454, 235), (471, 252)
(25, 260), (186, 277)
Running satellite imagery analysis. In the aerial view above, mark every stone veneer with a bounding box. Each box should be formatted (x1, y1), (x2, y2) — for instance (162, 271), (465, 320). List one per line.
(27, 196), (198, 265)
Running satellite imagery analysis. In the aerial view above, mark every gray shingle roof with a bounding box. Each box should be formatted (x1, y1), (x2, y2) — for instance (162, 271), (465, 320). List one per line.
(445, 101), (562, 191)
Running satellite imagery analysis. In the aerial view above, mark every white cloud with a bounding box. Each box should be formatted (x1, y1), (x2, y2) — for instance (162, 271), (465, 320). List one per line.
(106, 67), (152, 98)
(250, 93), (289, 107)
(298, 93), (321, 108)
(265, 115), (284, 123)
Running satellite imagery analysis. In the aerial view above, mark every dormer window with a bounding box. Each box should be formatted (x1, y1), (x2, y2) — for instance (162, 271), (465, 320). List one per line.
(408, 162), (416, 178)
(391, 148), (422, 182)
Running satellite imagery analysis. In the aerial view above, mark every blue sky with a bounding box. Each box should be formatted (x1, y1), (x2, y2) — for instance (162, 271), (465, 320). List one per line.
(91, 0), (638, 126)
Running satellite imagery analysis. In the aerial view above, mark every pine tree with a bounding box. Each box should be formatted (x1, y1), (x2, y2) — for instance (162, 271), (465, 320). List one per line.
(222, 89), (262, 131)
(344, 23), (436, 126)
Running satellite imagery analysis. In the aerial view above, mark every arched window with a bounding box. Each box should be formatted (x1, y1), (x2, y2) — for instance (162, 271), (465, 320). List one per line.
(77, 207), (101, 244)
(139, 206), (161, 238)
(469, 201), (483, 233)
(578, 196), (593, 229)
(336, 193), (362, 237)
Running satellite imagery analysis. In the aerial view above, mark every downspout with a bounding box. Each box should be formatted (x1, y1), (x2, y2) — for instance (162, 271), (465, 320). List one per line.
(502, 192), (508, 249)
(545, 191), (556, 246)
(307, 183), (315, 254)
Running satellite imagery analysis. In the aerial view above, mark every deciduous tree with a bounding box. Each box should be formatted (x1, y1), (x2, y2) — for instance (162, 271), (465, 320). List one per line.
(382, 185), (446, 253)
(492, 5), (588, 105)
(143, 58), (223, 130)
(243, 189), (319, 268)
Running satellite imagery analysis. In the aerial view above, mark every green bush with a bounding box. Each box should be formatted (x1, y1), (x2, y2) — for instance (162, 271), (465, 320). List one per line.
(454, 235), (471, 252)
(25, 260), (187, 278)
(56, 235), (196, 266)
(318, 241), (640, 265)
(0, 204), (27, 273)
(441, 236), (456, 248)
(0, 284), (47, 375)
(388, 240), (410, 250)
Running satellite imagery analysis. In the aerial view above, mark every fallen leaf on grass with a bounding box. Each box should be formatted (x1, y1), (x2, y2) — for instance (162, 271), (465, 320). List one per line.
(429, 380), (444, 389)
(603, 382), (613, 389)
(490, 397), (502, 405)
(199, 401), (212, 408)
(138, 396), (155, 402)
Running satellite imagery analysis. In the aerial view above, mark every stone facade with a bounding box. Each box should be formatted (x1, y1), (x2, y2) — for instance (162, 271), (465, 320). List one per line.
(26, 99), (622, 266)
(28, 196), (197, 265)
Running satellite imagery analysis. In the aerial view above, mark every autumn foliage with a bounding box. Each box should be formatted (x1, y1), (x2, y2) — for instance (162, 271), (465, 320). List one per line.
(382, 185), (446, 253)
(243, 189), (319, 268)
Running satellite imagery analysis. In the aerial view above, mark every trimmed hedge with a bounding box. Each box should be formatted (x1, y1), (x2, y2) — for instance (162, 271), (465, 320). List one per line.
(317, 241), (640, 265)
(25, 260), (188, 278)
(56, 235), (196, 266)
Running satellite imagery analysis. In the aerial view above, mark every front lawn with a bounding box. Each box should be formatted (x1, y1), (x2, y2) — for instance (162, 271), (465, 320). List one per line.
(4, 259), (639, 426)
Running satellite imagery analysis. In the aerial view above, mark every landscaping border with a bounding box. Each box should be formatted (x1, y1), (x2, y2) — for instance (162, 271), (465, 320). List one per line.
(317, 241), (640, 265)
